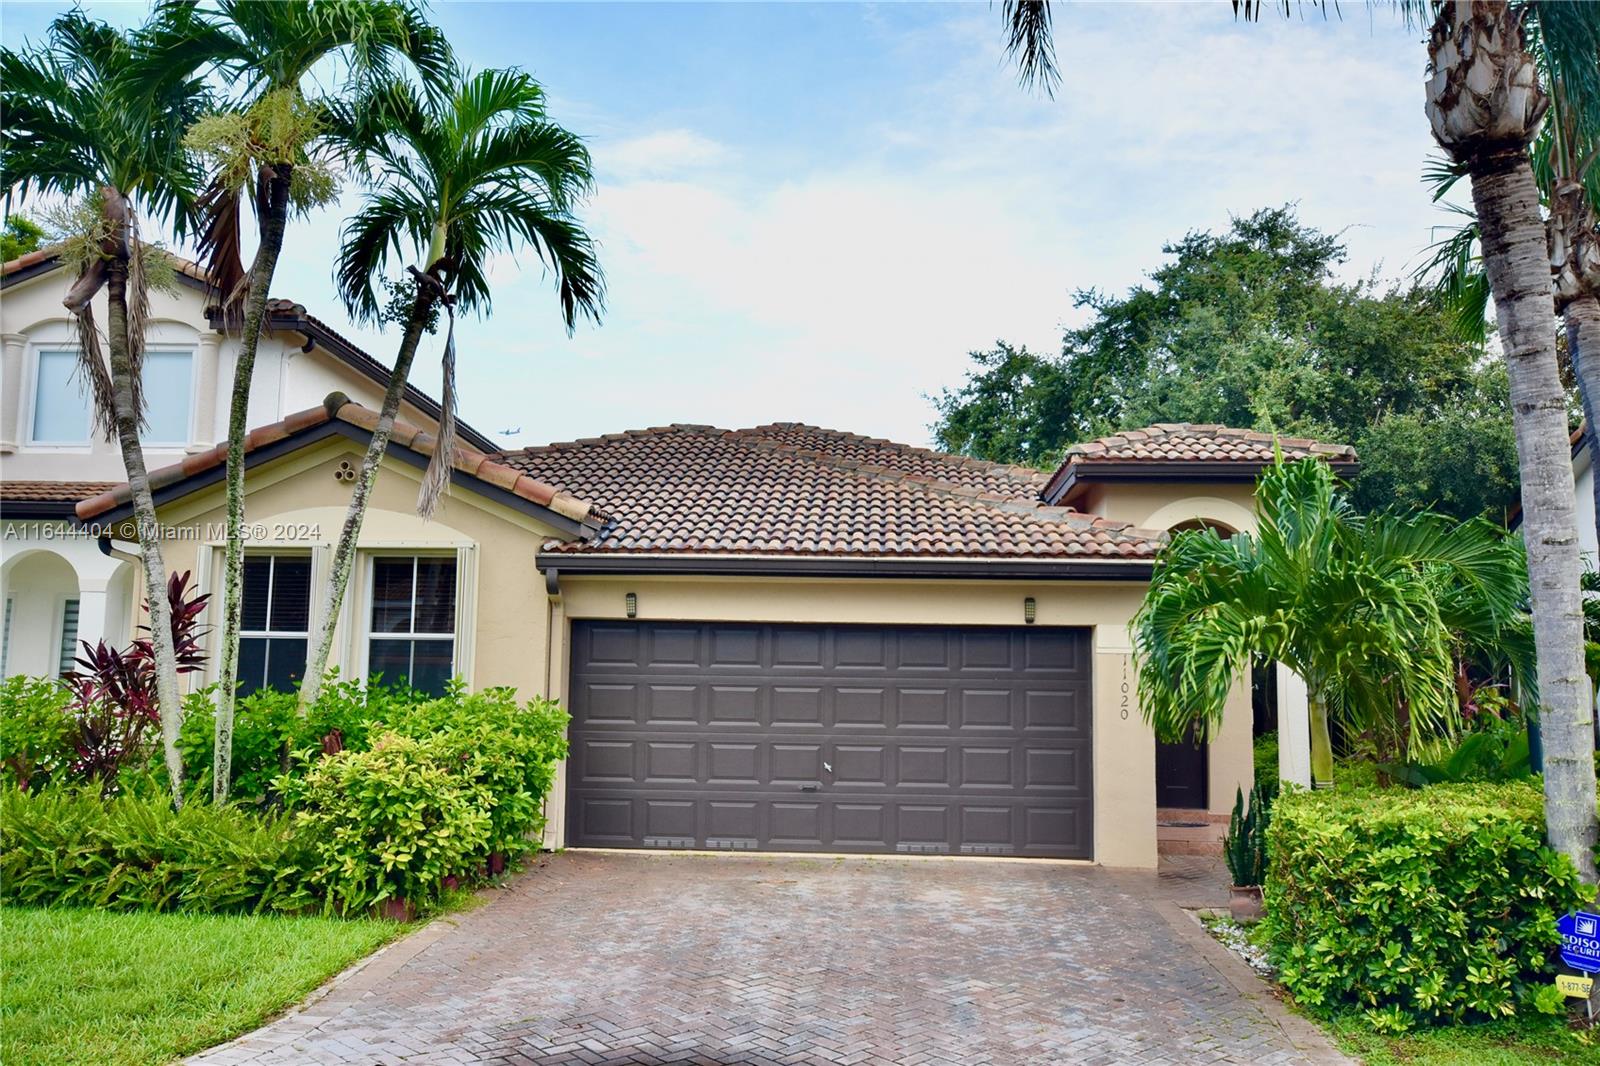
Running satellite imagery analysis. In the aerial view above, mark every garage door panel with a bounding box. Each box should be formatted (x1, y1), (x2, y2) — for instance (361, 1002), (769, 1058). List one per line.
(567, 623), (1091, 859)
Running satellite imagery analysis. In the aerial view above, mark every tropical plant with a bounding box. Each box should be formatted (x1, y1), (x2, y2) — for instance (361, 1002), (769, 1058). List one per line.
(138, 0), (452, 803)
(1133, 458), (1530, 787)
(298, 68), (604, 706)
(1224, 780), (1277, 889)
(64, 572), (210, 794)
(1002, 0), (1600, 891)
(0, 11), (210, 805)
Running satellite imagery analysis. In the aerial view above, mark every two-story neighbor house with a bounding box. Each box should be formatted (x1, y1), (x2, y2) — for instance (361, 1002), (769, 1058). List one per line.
(0, 248), (488, 681)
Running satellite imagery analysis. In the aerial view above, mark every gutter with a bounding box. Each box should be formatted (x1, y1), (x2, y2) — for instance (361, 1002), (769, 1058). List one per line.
(1044, 458), (1361, 506)
(533, 552), (1154, 581)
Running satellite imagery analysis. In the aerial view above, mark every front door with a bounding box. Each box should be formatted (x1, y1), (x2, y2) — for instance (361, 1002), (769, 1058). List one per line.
(1155, 726), (1208, 809)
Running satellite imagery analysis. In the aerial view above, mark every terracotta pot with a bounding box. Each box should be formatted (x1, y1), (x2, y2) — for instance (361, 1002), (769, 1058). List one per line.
(1229, 885), (1264, 922)
(443, 874), (461, 892)
(376, 897), (416, 922)
(487, 852), (506, 877)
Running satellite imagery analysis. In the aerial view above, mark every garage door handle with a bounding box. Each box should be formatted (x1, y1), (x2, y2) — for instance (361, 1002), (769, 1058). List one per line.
(800, 783), (819, 792)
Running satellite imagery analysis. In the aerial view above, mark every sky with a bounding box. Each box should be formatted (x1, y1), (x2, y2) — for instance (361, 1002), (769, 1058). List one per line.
(0, 1), (1455, 450)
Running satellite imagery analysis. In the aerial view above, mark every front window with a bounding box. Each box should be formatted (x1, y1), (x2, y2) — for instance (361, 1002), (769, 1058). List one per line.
(30, 349), (92, 444)
(57, 599), (80, 677)
(368, 556), (456, 696)
(140, 349), (194, 445)
(239, 555), (311, 696)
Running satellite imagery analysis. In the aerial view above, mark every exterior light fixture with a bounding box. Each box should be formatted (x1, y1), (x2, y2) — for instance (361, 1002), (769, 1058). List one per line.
(1024, 597), (1036, 624)
(625, 592), (638, 619)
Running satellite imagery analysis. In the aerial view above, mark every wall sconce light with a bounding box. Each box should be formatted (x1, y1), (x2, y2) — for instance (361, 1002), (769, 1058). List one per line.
(1023, 597), (1037, 624)
(625, 592), (638, 619)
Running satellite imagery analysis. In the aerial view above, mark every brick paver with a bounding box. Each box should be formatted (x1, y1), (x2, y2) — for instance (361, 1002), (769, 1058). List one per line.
(189, 852), (1348, 1065)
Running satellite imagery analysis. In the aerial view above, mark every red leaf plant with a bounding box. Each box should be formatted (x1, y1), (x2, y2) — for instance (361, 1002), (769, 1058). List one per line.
(63, 571), (210, 792)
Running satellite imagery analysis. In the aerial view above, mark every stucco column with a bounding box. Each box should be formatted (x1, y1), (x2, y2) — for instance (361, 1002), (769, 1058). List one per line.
(1093, 623), (1157, 869)
(1, 333), (27, 453)
(1275, 663), (1312, 788)
(191, 330), (222, 449)
(74, 578), (111, 664)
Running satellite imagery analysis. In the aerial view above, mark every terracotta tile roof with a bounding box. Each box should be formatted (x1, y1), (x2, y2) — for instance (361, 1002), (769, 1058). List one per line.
(497, 424), (1162, 560)
(1063, 423), (1356, 465)
(1, 480), (120, 503)
(73, 393), (601, 529)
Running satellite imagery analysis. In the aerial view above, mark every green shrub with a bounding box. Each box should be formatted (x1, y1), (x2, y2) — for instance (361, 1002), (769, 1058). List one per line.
(0, 676), (75, 791)
(1263, 782), (1584, 1030)
(0, 786), (314, 914)
(385, 686), (569, 858)
(281, 733), (491, 913)
(1253, 731), (1279, 784)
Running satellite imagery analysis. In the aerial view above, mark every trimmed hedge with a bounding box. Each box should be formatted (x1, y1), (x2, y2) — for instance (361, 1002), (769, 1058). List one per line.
(3, 685), (570, 918)
(1263, 782), (1585, 1031)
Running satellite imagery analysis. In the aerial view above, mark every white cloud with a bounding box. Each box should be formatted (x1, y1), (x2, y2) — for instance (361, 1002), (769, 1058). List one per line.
(600, 130), (735, 180)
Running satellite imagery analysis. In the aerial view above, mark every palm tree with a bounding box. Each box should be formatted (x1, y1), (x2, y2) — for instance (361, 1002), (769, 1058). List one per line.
(1003, 0), (1599, 884)
(296, 68), (604, 708)
(0, 11), (209, 807)
(1416, 4), (1600, 526)
(1134, 459), (1532, 787)
(140, 0), (452, 803)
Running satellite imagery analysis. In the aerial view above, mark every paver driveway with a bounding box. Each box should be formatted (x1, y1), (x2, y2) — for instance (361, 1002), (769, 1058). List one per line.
(191, 852), (1347, 1066)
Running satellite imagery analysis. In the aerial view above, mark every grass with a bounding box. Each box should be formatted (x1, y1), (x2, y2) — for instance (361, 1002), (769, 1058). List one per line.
(1325, 1014), (1599, 1065)
(1, 906), (404, 1066)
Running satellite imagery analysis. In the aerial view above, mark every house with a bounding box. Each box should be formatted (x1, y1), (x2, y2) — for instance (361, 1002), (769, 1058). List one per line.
(70, 404), (1351, 869)
(0, 248), (489, 679)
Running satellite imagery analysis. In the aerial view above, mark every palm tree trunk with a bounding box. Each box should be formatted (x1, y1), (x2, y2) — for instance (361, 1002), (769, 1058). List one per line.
(1472, 159), (1598, 882)
(1307, 691), (1334, 789)
(1567, 302), (1600, 551)
(298, 282), (439, 709)
(105, 256), (186, 808)
(213, 164), (294, 805)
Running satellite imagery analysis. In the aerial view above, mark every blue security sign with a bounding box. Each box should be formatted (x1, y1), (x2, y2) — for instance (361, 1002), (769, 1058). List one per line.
(1557, 911), (1600, 974)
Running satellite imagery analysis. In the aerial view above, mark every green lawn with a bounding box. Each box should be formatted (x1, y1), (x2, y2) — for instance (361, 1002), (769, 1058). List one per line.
(1, 906), (403, 1066)
(1326, 1014), (1599, 1065)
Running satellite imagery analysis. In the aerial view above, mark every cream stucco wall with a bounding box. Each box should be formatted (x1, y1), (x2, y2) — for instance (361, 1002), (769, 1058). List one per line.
(136, 438), (562, 702)
(0, 266), (446, 481)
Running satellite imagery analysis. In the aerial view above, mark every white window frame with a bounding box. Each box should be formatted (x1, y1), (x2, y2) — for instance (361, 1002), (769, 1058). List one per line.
(25, 347), (94, 448)
(363, 552), (459, 690)
(56, 596), (80, 677)
(137, 347), (198, 448)
(238, 552), (312, 694)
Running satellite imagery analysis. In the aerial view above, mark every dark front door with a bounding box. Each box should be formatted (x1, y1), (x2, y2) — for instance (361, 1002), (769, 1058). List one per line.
(566, 621), (1093, 858)
(1155, 726), (1209, 809)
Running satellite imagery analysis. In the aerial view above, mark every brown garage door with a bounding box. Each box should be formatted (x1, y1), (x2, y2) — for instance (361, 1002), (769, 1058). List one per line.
(566, 622), (1092, 858)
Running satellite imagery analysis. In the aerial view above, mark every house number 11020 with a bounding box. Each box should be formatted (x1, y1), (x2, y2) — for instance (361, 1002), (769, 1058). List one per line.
(1120, 659), (1130, 720)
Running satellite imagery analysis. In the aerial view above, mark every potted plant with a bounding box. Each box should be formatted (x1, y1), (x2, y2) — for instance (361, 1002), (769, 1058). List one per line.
(1224, 780), (1276, 920)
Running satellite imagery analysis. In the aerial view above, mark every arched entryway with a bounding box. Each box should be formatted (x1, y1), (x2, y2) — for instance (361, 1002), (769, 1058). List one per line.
(1153, 517), (1236, 810)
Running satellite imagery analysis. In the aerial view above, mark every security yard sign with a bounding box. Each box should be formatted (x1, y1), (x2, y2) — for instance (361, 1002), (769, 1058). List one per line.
(1557, 911), (1600, 974)
(1556, 974), (1594, 998)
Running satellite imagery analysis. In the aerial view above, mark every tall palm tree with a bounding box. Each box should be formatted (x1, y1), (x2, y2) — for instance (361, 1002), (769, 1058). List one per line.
(140, 0), (452, 803)
(1134, 459), (1532, 786)
(297, 68), (604, 708)
(0, 12), (209, 807)
(1003, 0), (1599, 884)
(1416, 3), (1600, 526)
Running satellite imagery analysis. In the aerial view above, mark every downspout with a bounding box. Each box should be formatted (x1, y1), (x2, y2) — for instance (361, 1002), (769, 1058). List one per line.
(541, 564), (561, 849)
(97, 532), (141, 566)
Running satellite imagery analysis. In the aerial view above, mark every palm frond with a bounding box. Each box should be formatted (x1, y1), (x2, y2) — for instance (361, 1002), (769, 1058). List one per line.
(1000, 1), (1059, 97)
